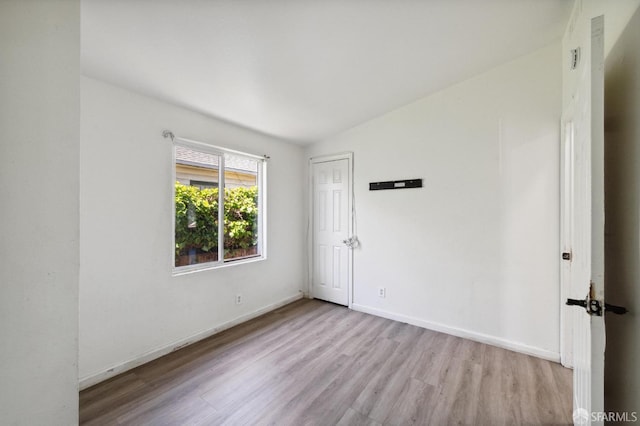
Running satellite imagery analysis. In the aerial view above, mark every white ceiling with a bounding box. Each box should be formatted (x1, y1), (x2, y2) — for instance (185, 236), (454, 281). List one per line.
(82, 0), (573, 144)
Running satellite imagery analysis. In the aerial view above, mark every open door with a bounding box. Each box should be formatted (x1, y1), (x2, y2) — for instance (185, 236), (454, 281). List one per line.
(565, 15), (605, 425)
(565, 16), (629, 424)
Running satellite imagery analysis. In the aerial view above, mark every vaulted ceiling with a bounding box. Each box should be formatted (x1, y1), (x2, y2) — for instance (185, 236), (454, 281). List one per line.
(82, 0), (573, 144)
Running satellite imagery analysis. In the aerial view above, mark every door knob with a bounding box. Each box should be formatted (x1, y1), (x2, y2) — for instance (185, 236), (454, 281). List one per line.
(342, 236), (359, 249)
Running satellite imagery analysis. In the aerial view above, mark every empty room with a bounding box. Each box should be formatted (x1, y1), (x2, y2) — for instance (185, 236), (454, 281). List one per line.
(2, 0), (639, 425)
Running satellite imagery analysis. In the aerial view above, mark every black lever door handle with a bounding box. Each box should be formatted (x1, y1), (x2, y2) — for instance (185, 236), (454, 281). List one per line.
(566, 298), (628, 315)
(566, 298), (587, 308)
(605, 303), (628, 315)
(566, 298), (600, 316)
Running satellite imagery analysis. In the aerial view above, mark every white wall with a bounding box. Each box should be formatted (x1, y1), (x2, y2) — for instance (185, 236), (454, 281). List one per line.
(0, 1), (80, 425)
(79, 77), (305, 387)
(603, 4), (640, 416)
(306, 43), (562, 360)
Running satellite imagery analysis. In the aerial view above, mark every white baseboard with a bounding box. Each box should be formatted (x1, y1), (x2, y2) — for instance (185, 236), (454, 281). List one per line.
(351, 303), (560, 363)
(79, 293), (304, 390)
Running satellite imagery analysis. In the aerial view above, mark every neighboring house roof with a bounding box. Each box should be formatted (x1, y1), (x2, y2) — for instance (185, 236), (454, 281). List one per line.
(175, 146), (257, 173)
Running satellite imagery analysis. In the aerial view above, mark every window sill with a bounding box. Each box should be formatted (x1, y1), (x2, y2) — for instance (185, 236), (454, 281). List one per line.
(172, 255), (265, 277)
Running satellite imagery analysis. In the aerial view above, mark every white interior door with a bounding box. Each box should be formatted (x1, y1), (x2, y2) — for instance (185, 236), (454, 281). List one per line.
(311, 155), (352, 306)
(567, 15), (605, 425)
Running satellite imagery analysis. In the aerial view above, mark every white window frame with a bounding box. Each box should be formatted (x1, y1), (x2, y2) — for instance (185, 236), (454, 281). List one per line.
(172, 137), (267, 275)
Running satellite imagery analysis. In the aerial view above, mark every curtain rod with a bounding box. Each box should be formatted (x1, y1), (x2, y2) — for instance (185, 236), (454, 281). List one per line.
(162, 130), (270, 160)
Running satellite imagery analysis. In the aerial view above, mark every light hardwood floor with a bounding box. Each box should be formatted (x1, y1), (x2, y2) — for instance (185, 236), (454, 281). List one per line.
(80, 299), (573, 425)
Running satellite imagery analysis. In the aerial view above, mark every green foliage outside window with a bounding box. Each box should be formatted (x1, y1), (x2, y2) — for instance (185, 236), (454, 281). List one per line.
(175, 182), (258, 261)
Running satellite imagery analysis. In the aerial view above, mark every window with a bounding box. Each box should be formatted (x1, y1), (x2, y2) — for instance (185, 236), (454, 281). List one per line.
(174, 141), (265, 272)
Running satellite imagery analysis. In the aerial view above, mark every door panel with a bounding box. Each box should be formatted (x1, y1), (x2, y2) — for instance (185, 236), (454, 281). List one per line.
(589, 14), (606, 419)
(569, 15), (605, 424)
(312, 158), (351, 306)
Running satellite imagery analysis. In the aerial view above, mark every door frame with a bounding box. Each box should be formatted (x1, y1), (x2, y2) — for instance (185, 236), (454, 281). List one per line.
(308, 152), (354, 308)
(560, 116), (575, 368)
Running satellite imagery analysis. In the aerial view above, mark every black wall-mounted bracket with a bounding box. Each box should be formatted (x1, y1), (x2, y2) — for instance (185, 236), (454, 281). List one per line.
(369, 179), (422, 191)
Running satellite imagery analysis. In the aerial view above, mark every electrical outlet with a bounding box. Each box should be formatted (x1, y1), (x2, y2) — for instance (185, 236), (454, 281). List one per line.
(378, 287), (386, 298)
(235, 294), (242, 305)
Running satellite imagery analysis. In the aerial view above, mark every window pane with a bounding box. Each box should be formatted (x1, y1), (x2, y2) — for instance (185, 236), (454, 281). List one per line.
(174, 146), (220, 267)
(223, 153), (260, 261)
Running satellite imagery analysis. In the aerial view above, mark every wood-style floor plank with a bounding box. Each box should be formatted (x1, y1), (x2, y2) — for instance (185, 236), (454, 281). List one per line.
(80, 299), (573, 425)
